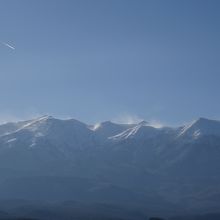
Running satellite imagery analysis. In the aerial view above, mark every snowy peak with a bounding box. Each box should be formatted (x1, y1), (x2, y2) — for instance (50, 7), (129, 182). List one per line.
(0, 116), (93, 150)
(194, 117), (220, 127)
(92, 121), (117, 130)
(179, 117), (220, 139)
(17, 115), (54, 131)
(109, 122), (159, 141)
(0, 115), (57, 136)
(14, 115), (89, 133)
(92, 121), (136, 138)
(137, 120), (149, 126)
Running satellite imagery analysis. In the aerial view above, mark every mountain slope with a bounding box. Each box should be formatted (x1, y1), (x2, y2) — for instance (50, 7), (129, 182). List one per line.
(92, 121), (136, 139)
(0, 116), (220, 215)
(178, 117), (220, 139)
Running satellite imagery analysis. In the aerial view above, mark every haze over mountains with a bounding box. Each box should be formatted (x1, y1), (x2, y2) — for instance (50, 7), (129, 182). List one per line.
(0, 115), (220, 219)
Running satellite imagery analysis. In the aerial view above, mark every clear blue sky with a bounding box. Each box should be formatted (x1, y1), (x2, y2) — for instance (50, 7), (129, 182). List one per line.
(0, 0), (220, 125)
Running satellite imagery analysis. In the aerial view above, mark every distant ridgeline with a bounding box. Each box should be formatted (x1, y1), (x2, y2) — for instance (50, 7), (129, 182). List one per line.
(0, 116), (220, 218)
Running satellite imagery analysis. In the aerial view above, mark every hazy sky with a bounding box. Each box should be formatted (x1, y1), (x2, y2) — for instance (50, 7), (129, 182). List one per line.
(0, 0), (220, 125)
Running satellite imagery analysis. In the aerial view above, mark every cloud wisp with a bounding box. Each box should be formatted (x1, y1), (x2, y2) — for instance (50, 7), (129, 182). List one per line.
(113, 113), (144, 125)
(112, 113), (164, 128)
(1, 41), (15, 50)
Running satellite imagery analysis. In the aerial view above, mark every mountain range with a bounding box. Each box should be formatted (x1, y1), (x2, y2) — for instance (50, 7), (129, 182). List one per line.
(0, 115), (220, 218)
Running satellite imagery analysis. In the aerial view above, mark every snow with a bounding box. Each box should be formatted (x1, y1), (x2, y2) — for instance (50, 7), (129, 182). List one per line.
(178, 117), (220, 139)
(93, 121), (136, 139)
(91, 123), (101, 131)
(109, 122), (158, 141)
(29, 141), (36, 148)
(178, 120), (197, 137)
(6, 138), (17, 143)
(18, 115), (52, 131)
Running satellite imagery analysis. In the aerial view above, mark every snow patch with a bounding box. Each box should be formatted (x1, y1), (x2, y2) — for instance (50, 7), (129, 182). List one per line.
(6, 138), (17, 143)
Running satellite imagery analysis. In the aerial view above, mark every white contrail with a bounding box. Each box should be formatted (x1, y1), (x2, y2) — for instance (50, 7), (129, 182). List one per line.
(1, 41), (15, 50)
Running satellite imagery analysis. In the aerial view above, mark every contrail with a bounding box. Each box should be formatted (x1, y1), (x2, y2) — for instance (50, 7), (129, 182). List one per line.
(1, 41), (15, 50)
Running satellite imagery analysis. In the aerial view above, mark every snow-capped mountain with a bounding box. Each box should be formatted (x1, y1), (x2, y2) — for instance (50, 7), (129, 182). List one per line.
(0, 115), (93, 149)
(178, 117), (220, 139)
(92, 121), (135, 139)
(0, 116), (220, 215)
(1, 116), (220, 145)
(109, 121), (163, 141)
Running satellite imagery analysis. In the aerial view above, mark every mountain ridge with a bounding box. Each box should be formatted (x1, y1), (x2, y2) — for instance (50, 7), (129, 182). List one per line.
(1, 115), (220, 139)
(0, 115), (220, 215)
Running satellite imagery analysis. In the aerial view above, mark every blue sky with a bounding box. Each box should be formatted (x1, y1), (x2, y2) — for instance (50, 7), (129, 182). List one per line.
(0, 0), (220, 125)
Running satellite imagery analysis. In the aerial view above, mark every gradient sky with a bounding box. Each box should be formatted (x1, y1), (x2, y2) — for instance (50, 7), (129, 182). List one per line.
(0, 0), (220, 125)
